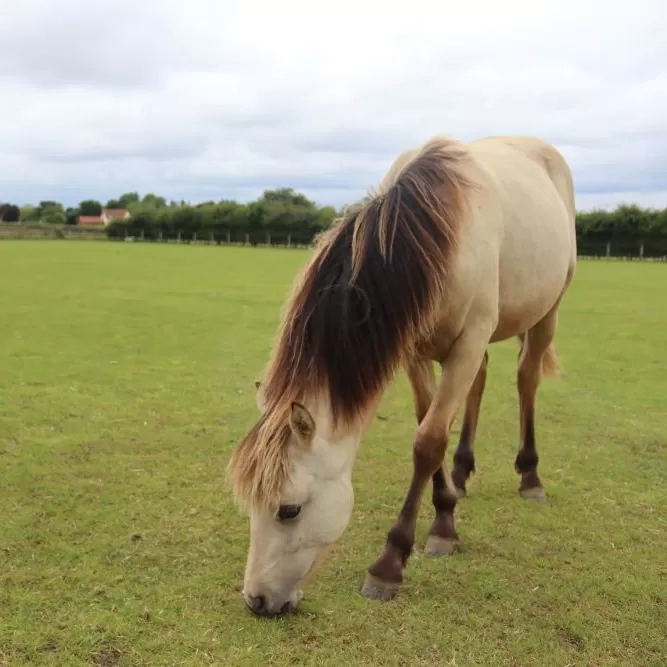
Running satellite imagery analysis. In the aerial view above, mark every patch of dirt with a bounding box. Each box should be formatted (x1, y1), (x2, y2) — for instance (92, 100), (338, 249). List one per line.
(556, 625), (586, 651)
(93, 648), (121, 666)
(40, 638), (58, 653)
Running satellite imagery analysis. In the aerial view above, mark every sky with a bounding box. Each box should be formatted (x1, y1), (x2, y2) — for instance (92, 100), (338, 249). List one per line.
(1, 0), (666, 211)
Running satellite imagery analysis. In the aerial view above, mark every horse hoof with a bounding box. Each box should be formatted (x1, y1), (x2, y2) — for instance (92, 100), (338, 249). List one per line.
(360, 574), (400, 602)
(520, 486), (547, 502)
(424, 535), (459, 557)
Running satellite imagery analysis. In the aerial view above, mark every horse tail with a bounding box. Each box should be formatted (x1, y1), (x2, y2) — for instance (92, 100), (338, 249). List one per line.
(517, 333), (562, 378)
(541, 342), (561, 378)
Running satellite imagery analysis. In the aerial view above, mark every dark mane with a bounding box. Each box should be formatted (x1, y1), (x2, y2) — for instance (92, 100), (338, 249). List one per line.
(228, 136), (479, 509)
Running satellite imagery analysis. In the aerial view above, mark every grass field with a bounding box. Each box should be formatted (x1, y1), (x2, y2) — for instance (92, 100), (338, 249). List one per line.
(1, 240), (666, 666)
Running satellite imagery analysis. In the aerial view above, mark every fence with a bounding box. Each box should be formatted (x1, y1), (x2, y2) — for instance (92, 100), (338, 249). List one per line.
(106, 226), (316, 249)
(113, 230), (667, 261)
(1, 223), (666, 260)
(0, 223), (107, 241)
(577, 238), (667, 261)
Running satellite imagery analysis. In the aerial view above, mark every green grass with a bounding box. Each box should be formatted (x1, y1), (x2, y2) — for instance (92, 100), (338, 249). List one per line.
(1, 241), (666, 666)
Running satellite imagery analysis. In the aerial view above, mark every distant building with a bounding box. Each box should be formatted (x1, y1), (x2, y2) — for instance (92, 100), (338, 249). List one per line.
(102, 208), (131, 224)
(78, 208), (130, 226)
(78, 215), (104, 225)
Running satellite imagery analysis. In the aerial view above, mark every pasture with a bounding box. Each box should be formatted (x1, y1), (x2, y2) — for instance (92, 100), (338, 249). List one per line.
(1, 240), (665, 666)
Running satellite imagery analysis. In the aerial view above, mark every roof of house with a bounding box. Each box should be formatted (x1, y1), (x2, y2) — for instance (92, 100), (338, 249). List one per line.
(102, 208), (129, 218)
(78, 215), (104, 224)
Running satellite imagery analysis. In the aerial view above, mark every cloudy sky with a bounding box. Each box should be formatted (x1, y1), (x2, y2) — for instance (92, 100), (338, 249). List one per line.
(2, 0), (666, 211)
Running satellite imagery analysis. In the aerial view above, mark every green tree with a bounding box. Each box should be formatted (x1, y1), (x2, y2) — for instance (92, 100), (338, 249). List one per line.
(171, 206), (203, 240)
(43, 210), (67, 225)
(78, 200), (103, 216)
(260, 188), (316, 209)
(141, 193), (167, 208)
(652, 208), (667, 237)
(65, 207), (80, 225)
(0, 203), (21, 222)
(20, 204), (39, 222)
(37, 201), (66, 225)
(317, 205), (338, 229)
(118, 192), (140, 208)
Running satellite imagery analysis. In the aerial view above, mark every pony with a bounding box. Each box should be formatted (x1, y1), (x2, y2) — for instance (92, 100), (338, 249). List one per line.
(227, 134), (577, 616)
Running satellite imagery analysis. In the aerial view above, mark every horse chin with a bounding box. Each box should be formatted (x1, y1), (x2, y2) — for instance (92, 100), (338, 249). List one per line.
(266, 589), (304, 617)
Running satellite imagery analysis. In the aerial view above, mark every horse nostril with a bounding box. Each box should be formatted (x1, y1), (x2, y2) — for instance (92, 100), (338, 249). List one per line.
(247, 595), (267, 614)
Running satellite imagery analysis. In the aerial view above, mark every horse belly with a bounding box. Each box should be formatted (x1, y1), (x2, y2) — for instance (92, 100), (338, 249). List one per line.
(492, 206), (572, 342)
(492, 285), (565, 342)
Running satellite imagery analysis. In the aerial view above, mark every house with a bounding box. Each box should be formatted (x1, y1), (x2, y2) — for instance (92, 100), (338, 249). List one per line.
(78, 208), (130, 226)
(101, 208), (130, 224)
(78, 215), (105, 225)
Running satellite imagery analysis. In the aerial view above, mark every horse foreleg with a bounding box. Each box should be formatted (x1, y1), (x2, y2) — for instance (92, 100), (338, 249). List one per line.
(451, 350), (488, 498)
(360, 327), (491, 601)
(406, 357), (436, 426)
(405, 358), (459, 558)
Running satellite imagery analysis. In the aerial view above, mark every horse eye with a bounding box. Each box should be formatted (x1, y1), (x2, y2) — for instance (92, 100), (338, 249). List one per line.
(277, 504), (301, 521)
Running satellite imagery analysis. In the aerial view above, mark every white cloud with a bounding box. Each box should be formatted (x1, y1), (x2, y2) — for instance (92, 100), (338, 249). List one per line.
(1, 0), (666, 210)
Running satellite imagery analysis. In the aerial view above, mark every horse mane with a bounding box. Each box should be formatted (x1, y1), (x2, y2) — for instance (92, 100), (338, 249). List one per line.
(227, 136), (479, 510)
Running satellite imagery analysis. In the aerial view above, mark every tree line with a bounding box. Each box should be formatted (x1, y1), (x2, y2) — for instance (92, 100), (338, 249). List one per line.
(575, 204), (667, 257)
(2, 190), (667, 256)
(0, 190), (338, 246)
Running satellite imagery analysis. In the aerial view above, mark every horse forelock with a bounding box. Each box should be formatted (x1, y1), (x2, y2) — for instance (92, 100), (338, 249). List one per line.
(227, 402), (294, 512)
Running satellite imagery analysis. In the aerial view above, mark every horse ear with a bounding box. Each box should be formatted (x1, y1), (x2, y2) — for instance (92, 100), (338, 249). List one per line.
(289, 402), (315, 442)
(255, 381), (267, 413)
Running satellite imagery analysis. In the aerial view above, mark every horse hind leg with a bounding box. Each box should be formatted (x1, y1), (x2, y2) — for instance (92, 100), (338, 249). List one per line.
(514, 310), (561, 502)
(451, 351), (488, 498)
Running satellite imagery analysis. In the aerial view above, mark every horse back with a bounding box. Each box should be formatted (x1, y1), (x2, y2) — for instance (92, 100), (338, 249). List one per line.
(465, 136), (577, 340)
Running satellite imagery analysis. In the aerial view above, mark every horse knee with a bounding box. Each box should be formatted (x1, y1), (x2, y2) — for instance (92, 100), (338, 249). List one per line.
(413, 430), (447, 476)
